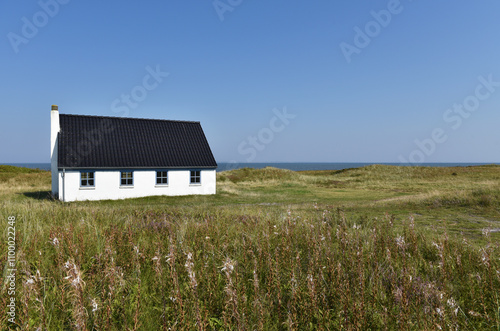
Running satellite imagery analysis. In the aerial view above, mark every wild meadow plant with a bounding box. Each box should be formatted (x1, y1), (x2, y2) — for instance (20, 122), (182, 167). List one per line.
(0, 203), (498, 329)
(0, 166), (499, 329)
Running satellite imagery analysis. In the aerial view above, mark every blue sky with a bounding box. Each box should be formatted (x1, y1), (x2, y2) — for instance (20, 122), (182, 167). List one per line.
(1, 1), (499, 163)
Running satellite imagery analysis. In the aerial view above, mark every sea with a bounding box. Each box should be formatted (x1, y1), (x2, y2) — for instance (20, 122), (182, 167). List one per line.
(3, 162), (497, 172)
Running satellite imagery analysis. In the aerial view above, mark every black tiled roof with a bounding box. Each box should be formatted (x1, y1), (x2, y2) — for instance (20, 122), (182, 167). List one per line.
(58, 114), (217, 169)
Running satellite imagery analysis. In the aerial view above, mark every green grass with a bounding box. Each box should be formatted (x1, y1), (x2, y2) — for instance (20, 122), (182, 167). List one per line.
(0, 165), (499, 329)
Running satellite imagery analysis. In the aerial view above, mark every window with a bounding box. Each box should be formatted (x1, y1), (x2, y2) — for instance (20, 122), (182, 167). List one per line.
(80, 172), (95, 187)
(121, 171), (133, 186)
(190, 170), (201, 184)
(156, 171), (168, 185)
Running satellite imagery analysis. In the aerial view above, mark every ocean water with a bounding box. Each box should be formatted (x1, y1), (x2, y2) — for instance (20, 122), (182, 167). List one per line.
(3, 162), (497, 172)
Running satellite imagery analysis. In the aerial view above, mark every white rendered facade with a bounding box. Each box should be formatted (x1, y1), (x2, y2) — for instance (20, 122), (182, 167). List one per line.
(50, 106), (217, 202)
(51, 106), (60, 196)
(55, 169), (216, 202)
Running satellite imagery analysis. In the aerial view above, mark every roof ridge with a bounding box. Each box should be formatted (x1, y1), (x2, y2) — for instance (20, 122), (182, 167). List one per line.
(60, 113), (201, 124)
(57, 112), (217, 169)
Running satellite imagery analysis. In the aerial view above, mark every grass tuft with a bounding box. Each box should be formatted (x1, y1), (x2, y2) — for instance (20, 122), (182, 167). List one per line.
(0, 165), (499, 329)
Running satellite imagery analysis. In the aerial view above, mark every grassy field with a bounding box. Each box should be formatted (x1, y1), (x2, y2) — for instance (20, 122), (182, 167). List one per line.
(0, 164), (499, 330)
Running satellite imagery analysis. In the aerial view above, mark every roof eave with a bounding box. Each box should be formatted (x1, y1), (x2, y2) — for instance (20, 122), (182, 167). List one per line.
(57, 166), (218, 170)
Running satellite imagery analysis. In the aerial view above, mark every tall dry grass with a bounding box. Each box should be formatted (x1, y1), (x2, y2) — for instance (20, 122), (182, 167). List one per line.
(0, 203), (498, 329)
(0, 165), (499, 329)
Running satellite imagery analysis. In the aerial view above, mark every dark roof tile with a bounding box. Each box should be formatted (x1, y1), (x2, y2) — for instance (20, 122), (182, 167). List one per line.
(58, 114), (217, 169)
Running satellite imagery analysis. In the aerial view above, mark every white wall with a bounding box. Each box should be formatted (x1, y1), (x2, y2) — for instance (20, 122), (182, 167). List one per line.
(57, 169), (216, 202)
(51, 109), (60, 196)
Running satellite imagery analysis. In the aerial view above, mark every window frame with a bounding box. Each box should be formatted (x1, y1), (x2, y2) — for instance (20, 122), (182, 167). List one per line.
(190, 170), (201, 185)
(80, 171), (95, 188)
(156, 170), (169, 186)
(120, 171), (134, 187)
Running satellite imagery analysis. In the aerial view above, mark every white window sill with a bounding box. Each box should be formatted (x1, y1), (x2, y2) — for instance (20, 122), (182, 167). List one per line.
(189, 184), (202, 187)
(79, 187), (95, 190)
(155, 185), (169, 188)
(119, 186), (134, 189)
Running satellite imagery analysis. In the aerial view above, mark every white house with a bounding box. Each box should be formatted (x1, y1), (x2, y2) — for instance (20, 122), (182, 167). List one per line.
(50, 105), (217, 202)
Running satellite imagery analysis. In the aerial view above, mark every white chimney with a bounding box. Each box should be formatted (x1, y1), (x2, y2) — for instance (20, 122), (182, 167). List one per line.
(51, 105), (60, 197)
